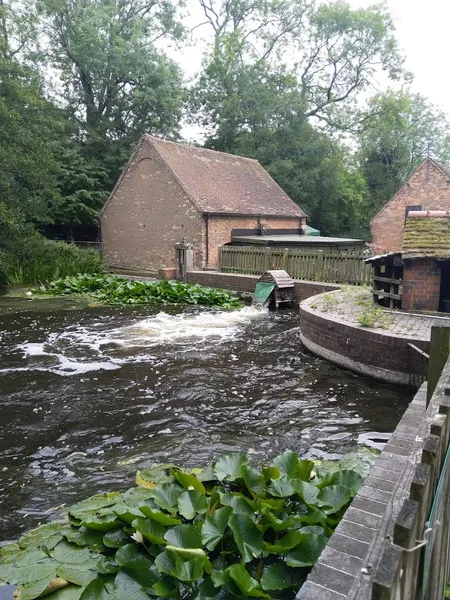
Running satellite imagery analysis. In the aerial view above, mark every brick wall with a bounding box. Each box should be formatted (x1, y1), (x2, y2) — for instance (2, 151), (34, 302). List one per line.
(207, 216), (305, 267)
(101, 139), (204, 273)
(185, 270), (340, 300)
(371, 160), (450, 252)
(402, 258), (441, 312)
(299, 297), (429, 382)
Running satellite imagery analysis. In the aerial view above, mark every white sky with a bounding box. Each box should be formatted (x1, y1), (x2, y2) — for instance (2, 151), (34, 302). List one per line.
(171, 0), (450, 140)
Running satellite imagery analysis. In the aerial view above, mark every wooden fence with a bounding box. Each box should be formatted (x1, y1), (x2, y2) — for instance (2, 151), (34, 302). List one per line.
(219, 246), (372, 285)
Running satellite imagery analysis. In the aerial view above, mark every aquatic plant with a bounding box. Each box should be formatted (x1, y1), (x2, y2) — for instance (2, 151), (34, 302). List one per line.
(37, 274), (242, 309)
(0, 451), (363, 600)
(3, 240), (104, 285)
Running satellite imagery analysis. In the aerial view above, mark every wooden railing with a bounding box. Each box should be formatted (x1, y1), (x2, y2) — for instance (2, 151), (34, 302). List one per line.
(219, 246), (372, 285)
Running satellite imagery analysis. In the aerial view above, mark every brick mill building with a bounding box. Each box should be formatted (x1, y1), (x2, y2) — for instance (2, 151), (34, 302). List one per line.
(370, 158), (450, 252)
(101, 135), (307, 274)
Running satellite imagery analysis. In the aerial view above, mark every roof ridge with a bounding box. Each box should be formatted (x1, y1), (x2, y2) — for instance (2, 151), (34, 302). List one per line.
(145, 134), (259, 163)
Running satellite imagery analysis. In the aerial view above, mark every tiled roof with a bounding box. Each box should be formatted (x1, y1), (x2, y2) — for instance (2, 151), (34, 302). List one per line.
(146, 135), (306, 218)
(402, 214), (450, 258)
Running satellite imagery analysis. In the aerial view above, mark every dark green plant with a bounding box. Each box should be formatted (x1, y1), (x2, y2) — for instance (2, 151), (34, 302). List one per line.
(0, 451), (363, 600)
(3, 240), (105, 286)
(38, 274), (242, 309)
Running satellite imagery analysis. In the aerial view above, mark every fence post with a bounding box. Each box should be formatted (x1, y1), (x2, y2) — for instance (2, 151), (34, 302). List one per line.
(427, 327), (450, 405)
(316, 250), (324, 281)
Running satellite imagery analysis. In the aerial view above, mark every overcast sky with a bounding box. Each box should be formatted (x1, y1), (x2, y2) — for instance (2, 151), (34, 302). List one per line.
(172, 0), (450, 140)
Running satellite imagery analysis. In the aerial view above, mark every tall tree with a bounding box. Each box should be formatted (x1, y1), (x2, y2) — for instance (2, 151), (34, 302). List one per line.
(192, 0), (406, 146)
(38, 0), (186, 185)
(359, 90), (450, 217)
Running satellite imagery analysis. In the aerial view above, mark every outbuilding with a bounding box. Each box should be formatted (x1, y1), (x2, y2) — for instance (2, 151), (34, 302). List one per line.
(100, 135), (307, 275)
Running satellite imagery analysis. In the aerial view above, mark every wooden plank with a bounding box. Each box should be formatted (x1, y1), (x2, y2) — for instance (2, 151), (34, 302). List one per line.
(427, 327), (450, 405)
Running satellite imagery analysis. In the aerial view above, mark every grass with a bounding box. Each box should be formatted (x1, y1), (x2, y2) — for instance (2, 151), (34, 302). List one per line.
(357, 306), (394, 329)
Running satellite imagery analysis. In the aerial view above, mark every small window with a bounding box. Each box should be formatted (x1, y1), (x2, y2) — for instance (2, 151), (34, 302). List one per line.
(405, 205), (421, 223)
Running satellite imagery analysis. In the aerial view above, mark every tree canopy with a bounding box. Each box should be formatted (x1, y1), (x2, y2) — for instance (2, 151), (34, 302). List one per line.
(0, 0), (449, 248)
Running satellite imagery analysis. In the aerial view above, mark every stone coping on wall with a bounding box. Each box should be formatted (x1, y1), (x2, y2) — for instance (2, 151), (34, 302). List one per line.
(296, 383), (427, 599)
(299, 292), (432, 385)
(185, 270), (340, 300)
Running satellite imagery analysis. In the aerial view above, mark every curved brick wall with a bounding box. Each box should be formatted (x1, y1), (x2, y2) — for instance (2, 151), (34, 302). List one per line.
(300, 294), (429, 385)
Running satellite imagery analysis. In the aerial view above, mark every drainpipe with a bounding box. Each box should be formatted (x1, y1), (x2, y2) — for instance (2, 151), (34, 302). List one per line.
(204, 213), (210, 268)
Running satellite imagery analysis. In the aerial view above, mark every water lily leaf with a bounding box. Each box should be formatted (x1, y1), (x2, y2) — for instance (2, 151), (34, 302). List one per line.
(0, 543), (20, 559)
(56, 566), (97, 587)
(15, 578), (58, 600)
(328, 470), (363, 495)
(52, 541), (99, 569)
(79, 578), (109, 600)
(295, 508), (327, 525)
(164, 524), (202, 549)
(69, 493), (121, 522)
(260, 562), (304, 591)
(115, 544), (160, 589)
(297, 460), (315, 482)
(223, 564), (270, 598)
(42, 585), (85, 600)
(122, 488), (155, 505)
(152, 578), (178, 597)
(260, 507), (295, 532)
(149, 483), (184, 513)
(195, 465), (216, 483)
(262, 466), (280, 482)
(316, 485), (352, 514)
(96, 556), (119, 575)
(135, 473), (157, 489)
(139, 501), (181, 526)
(263, 530), (302, 553)
(286, 533), (328, 567)
(219, 493), (255, 516)
(268, 476), (295, 498)
(154, 550), (205, 583)
(201, 506), (233, 551)
(103, 528), (130, 549)
(112, 504), (145, 525)
(299, 525), (330, 536)
(241, 465), (265, 497)
(228, 513), (264, 563)
(136, 465), (175, 488)
(114, 544), (141, 567)
(214, 453), (248, 482)
(64, 528), (106, 552)
(131, 518), (166, 545)
(18, 523), (68, 550)
(177, 490), (208, 520)
(292, 480), (319, 505)
(273, 451), (299, 479)
(191, 576), (219, 600)
(80, 514), (123, 531)
(172, 471), (206, 494)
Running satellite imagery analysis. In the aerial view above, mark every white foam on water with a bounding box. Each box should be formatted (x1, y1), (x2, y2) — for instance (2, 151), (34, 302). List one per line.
(5, 306), (268, 376)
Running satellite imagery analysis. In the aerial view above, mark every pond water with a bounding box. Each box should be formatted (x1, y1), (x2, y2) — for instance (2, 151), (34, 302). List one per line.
(0, 298), (411, 542)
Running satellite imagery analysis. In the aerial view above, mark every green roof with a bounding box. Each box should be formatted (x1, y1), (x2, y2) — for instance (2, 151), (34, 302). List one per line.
(306, 225), (320, 236)
(402, 217), (450, 258)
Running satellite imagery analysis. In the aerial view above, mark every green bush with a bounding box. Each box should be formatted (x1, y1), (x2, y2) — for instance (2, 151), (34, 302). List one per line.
(1, 237), (104, 285)
(0, 451), (363, 600)
(38, 274), (242, 309)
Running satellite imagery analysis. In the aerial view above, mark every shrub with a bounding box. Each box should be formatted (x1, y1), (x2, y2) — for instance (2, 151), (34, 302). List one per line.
(38, 274), (242, 309)
(2, 237), (104, 285)
(0, 451), (363, 600)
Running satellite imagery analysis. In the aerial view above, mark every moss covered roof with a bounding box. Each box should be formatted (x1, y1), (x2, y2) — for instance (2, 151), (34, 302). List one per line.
(402, 216), (450, 258)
